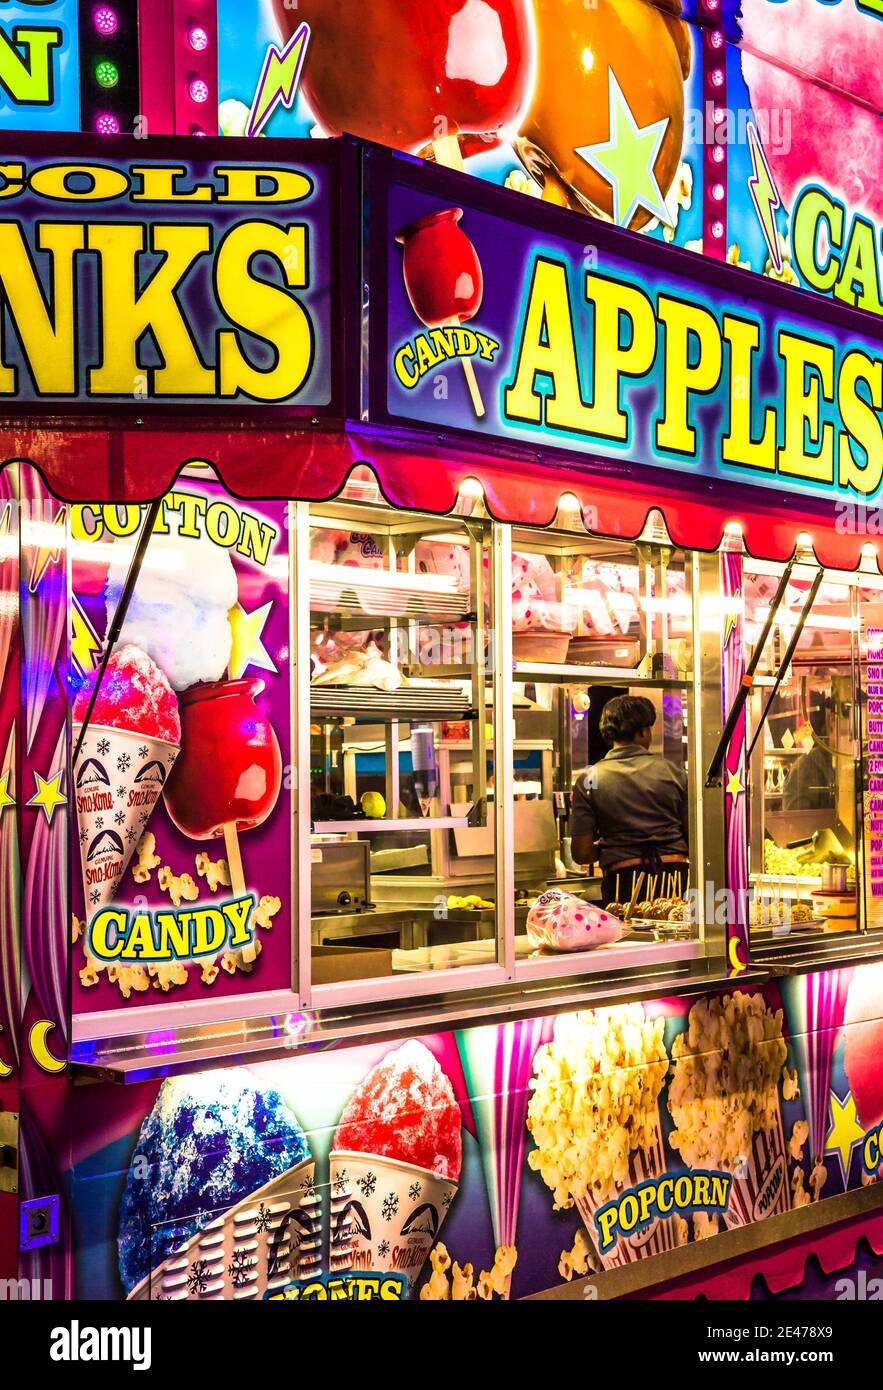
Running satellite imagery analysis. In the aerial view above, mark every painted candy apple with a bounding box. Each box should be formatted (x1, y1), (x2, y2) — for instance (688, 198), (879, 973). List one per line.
(163, 678), (282, 840)
(274, 0), (536, 156)
(396, 207), (483, 327)
(516, 0), (691, 230)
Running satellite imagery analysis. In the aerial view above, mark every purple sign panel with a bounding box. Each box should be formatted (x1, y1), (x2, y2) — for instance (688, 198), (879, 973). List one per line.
(69, 482), (293, 1019)
(372, 156), (883, 510)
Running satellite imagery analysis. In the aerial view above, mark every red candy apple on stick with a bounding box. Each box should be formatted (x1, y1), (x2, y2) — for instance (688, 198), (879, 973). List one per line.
(163, 679), (283, 932)
(272, 0), (535, 169)
(397, 206), (486, 417)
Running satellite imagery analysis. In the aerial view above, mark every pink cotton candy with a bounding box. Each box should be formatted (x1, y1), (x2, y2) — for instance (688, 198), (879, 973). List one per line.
(526, 889), (622, 953)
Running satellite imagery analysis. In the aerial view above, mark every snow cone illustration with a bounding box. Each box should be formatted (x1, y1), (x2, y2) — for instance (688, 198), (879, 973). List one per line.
(329, 1040), (462, 1292)
(668, 992), (789, 1229)
(120, 1069), (321, 1300)
(73, 644), (180, 916)
(516, 0), (692, 228)
(527, 1005), (675, 1268)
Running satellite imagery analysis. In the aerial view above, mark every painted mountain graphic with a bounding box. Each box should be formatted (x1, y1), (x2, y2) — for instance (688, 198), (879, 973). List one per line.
(400, 1203), (439, 1237)
(134, 760), (166, 785)
(332, 1199), (370, 1246)
(86, 829), (124, 860)
(76, 758), (109, 788)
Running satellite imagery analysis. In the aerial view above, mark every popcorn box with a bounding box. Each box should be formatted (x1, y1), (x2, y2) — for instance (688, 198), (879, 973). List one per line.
(329, 1150), (458, 1293)
(723, 1103), (790, 1230)
(74, 724), (179, 915)
(574, 1121), (682, 1269)
(129, 1156), (322, 1301)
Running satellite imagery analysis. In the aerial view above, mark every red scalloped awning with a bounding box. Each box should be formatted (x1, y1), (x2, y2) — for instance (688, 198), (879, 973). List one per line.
(638, 1208), (883, 1302)
(0, 423), (873, 571)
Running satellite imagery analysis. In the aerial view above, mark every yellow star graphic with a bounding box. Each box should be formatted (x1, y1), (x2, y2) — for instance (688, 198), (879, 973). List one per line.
(575, 70), (672, 228)
(725, 768), (744, 803)
(228, 601), (277, 680)
(826, 1091), (865, 1177)
(0, 770), (14, 811)
(27, 770), (66, 823)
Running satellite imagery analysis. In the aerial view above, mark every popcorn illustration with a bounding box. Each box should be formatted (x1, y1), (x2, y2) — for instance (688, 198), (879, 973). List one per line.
(527, 1005), (675, 1267)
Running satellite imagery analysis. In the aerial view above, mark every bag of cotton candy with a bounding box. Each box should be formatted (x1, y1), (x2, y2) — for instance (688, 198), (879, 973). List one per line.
(526, 889), (622, 952)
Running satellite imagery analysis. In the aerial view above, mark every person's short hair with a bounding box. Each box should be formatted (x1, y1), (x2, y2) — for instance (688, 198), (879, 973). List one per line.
(599, 694), (657, 745)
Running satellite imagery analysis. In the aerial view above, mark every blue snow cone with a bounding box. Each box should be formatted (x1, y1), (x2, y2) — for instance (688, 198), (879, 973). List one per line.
(119, 1069), (311, 1293)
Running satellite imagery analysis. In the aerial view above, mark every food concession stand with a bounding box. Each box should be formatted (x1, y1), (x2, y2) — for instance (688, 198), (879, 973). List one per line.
(3, 0), (883, 1305)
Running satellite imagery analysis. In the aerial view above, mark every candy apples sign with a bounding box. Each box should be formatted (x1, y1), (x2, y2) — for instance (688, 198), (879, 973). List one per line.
(379, 169), (883, 508)
(0, 136), (339, 411)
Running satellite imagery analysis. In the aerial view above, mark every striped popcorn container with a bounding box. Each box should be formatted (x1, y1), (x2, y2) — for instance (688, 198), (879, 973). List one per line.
(723, 1102), (790, 1230)
(574, 1118), (683, 1269)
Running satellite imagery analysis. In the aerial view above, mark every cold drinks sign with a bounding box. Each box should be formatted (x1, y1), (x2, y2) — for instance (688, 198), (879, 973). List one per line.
(0, 137), (336, 410)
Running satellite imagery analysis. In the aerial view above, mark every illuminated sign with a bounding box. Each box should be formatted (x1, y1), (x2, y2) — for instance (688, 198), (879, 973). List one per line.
(0, 139), (337, 410)
(0, 0), (79, 131)
(378, 167), (883, 506)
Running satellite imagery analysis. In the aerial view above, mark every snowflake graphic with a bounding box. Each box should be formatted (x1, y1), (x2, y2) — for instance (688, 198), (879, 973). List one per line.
(358, 1173), (376, 1198)
(138, 745), (149, 759)
(187, 1259), (210, 1295)
(117, 752), (131, 772)
(125, 828), (137, 844)
(442, 1190), (454, 1209)
(79, 828), (87, 845)
(114, 811), (125, 825)
(89, 889), (100, 905)
(334, 1170), (349, 1195)
(139, 812), (149, 825)
(381, 1192), (399, 1222)
(408, 1182), (422, 1202)
(96, 738), (110, 756)
(301, 1176), (317, 1201)
(254, 1203), (271, 1235)
(228, 1249), (254, 1289)
(95, 816), (104, 829)
(377, 1239), (390, 1259)
(116, 786), (126, 798)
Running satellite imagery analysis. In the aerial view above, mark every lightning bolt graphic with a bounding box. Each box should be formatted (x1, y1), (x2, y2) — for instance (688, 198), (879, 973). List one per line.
(247, 22), (310, 139)
(27, 504), (66, 593)
(70, 595), (102, 677)
(746, 121), (782, 274)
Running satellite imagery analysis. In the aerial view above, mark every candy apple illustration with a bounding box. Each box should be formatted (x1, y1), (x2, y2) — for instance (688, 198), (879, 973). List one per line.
(516, 0), (691, 230)
(272, 0), (536, 165)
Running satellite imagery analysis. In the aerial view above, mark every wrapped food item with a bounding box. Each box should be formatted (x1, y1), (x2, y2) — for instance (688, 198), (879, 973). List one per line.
(668, 992), (789, 1228)
(311, 640), (403, 691)
(330, 1040), (461, 1291)
(73, 644), (181, 913)
(526, 888), (621, 952)
(527, 1006), (674, 1267)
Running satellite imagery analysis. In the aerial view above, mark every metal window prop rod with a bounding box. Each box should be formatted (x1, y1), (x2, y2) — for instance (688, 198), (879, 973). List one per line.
(71, 498), (164, 767)
(746, 567), (824, 765)
(705, 555), (797, 788)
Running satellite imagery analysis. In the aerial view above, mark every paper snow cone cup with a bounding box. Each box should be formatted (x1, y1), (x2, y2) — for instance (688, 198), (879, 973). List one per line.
(74, 725), (179, 915)
(328, 1151), (458, 1292)
(128, 1156), (322, 1301)
(574, 1121), (681, 1269)
(723, 1104), (789, 1230)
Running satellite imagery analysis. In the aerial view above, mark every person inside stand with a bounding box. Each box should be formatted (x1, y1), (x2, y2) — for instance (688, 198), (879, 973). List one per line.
(570, 694), (689, 905)
(782, 692), (835, 813)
